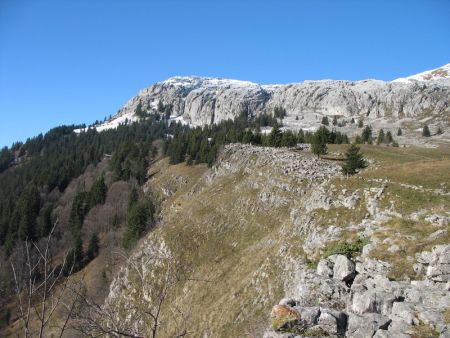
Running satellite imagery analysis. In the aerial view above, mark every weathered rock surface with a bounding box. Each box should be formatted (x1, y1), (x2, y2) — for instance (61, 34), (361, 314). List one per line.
(266, 246), (450, 337)
(415, 244), (450, 282)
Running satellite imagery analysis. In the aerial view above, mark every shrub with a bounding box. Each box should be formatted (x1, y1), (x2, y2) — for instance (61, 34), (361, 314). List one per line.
(323, 238), (369, 258)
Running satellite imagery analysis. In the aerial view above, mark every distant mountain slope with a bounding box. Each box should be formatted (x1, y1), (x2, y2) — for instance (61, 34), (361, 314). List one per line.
(393, 63), (450, 83)
(82, 64), (450, 140)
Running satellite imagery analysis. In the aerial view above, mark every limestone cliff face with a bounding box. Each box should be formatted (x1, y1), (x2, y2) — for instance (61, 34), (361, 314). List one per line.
(105, 71), (450, 131)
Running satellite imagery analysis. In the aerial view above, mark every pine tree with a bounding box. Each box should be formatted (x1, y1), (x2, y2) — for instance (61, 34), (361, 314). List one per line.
(422, 125), (431, 137)
(342, 144), (366, 175)
(333, 116), (338, 126)
(311, 132), (327, 158)
(358, 120), (363, 128)
(385, 131), (393, 144)
(17, 185), (40, 241)
(321, 116), (329, 126)
(376, 129), (385, 145)
(87, 232), (99, 260)
(268, 124), (283, 147)
(361, 125), (373, 143)
(157, 100), (164, 113)
(89, 175), (107, 207)
(397, 128), (402, 136)
(242, 130), (254, 144)
(273, 106), (287, 119)
(128, 187), (139, 211)
(40, 204), (53, 237)
(123, 199), (154, 249)
(135, 101), (145, 118)
(281, 130), (297, 147)
(437, 126), (443, 135)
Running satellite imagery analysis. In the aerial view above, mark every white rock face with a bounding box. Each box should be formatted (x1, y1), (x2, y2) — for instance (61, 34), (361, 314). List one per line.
(86, 64), (450, 133)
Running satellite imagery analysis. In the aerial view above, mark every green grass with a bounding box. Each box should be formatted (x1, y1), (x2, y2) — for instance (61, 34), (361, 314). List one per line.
(369, 218), (450, 280)
(323, 238), (369, 258)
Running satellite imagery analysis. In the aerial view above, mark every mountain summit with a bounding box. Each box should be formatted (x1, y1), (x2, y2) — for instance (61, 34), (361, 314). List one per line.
(80, 64), (450, 145)
(393, 63), (450, 83)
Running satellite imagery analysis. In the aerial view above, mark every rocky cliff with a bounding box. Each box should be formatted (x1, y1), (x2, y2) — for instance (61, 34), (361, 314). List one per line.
(91, 64), (450, 136)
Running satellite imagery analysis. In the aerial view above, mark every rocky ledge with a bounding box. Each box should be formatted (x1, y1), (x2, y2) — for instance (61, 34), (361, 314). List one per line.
(265, 244), (450, 338)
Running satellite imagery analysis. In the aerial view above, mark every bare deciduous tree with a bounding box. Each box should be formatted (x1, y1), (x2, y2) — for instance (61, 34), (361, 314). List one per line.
(70, 248), (200, 338)
(10, 220), (79, 338)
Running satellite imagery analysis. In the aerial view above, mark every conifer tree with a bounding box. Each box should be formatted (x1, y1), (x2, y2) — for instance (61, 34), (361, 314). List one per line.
(89, 175), (107, 207)
(268, 123), (283, 147)
(40, 204), (53, 238)
(342, 144), (366, 175)
(87, 232), (99, 260)
(422, 125), (431, 137)
(321, 116), (329, 126)
(376, 129), (385, 145)
(385, 131), (393, 144)
(397, 128), (402, 136)
(16, 185), (40, 241)
(311, 131), (327, 158)
(361, 125), (373, 143)
(281, 130), (297, 147)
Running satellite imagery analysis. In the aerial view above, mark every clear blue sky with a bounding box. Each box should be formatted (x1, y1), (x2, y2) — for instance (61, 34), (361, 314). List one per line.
(1, 0), (449, 148)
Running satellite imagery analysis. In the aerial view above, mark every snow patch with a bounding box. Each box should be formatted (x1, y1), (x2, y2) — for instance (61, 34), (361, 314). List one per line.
(392, 63), (450, 83)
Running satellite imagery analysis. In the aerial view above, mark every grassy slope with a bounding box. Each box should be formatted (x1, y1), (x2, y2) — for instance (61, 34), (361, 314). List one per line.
(5, 144), (449, 337)
(142, 145), (450, 336)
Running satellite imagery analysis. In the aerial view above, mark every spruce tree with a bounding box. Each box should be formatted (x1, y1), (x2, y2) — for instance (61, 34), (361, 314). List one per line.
(89, 175), (107, 207)
(274, 106), (286, 119)
(268, 124), (282, 147)
(376, 129), (385, 145)
(361, 125), (373, 143)
(422, 125), (431, 137)
(87, 232), (99, 260)
(333, 116), (338, 126)
(358, 120), (363, 128)
(321, 116), (329, 126)
(40, 204), (53, 237)
(342, 144), (366, 175)
(385, 131), (393, 144)
(397, 128), (402, 136)
(281, 130), (297, 147)
(311, 132), (327, 158)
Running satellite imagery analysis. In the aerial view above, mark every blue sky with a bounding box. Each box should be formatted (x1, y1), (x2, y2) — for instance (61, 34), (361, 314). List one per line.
(0, 0), (449, 148)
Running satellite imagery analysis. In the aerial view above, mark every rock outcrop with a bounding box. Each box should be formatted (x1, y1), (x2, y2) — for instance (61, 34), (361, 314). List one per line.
(266, 246), (450, 337)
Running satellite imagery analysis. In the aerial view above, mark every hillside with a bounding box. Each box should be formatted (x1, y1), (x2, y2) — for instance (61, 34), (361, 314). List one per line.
(102, 143), (450, 337)
(0, 65), (449, 337)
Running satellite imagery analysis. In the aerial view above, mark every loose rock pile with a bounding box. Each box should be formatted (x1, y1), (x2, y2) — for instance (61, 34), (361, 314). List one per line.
(265, 245), (450, 337)
(214, 144), (341, 182)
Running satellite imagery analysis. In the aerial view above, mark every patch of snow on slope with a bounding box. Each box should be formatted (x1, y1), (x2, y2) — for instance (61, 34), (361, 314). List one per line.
(73, 111), (138, 134)
(392, 63), (450, 83)
(162, 76), (260, 89)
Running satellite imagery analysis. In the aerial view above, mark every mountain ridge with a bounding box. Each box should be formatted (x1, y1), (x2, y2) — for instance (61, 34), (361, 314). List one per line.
(82, 63), (450, 141)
